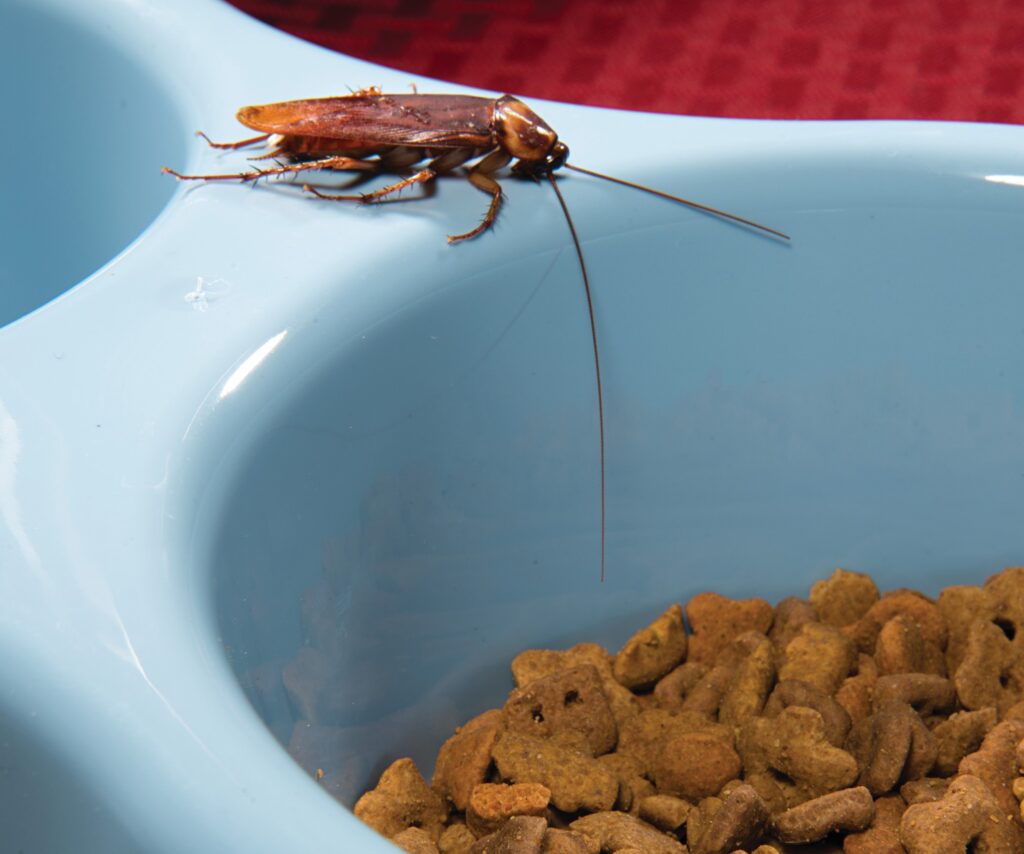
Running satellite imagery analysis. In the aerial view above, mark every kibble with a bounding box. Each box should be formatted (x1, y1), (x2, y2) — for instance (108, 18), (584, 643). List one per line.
(348, 566), (1024, 853)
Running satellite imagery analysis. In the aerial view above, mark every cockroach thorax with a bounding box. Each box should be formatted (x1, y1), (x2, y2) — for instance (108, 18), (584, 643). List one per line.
(492, 95), (560, 163)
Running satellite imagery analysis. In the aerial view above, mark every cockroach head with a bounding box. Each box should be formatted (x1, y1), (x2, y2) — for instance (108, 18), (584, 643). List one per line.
(493, 95), (565, 165)
(546, 142), (569, 170)
(512, 141), (570, 181)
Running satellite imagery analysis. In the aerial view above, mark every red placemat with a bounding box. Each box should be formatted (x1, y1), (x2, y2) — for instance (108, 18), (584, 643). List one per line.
(229, 0), (1024, 123)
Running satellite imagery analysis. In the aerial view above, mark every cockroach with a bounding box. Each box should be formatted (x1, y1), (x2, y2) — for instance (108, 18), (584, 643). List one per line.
(163, 90), (790, 581)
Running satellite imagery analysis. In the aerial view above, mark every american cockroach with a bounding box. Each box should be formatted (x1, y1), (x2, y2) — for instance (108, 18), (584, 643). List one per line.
(163, 90), (790, 581)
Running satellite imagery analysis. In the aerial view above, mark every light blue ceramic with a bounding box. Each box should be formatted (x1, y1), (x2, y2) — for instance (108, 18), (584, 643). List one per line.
(3, 0), (1024, 850)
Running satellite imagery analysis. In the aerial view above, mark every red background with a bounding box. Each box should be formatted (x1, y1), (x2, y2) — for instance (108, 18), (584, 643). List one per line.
(228, 0), (1024, 123)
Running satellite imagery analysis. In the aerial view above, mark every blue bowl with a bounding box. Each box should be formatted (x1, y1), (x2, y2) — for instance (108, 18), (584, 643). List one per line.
(3, 0), (1024, 850)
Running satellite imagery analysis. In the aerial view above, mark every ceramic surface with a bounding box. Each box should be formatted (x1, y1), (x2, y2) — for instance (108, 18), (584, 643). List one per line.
(3, 0), (1024, 850)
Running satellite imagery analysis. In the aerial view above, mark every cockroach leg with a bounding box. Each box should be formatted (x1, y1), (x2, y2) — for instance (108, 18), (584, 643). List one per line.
(304, 169), (436, 203)
(162, 155), (377, 184)
(196, 131), (272, 150)
(303, 185), (362, 202)
(364, 147), (479, 202)
(447, 172), (502, 244)
(448, 149), (512, 243)
(308, 149), (477, 205)
(359, 168), (439, 202)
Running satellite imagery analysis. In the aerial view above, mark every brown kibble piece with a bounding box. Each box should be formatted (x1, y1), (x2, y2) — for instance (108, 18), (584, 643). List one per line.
(842, 794), (905, 854)
(595, 752), (647, 812)
(845, 828), (906, 853)
(718, 633), (776, 728)
(540, 829), (599, 854)
(874, 615), (938, 676)
(868, 794), (906, 833)
(624, 777), (656, 816)
(984, 566), (1024, 657)
(772, 786), (874, 844)
(954, 619), (1024, 715)
(681, 664), (737, 717)
(899, 774), (1003, 854)
(810, 569), (880, 627)
(769, 596), (820, 665)
(716, 629), (777, 671)
(742, 771), (804, 815)
(903, 714), (937, 782)
(872, 673), (954, 716)
(763, 679), (852, 747)
(1004, 698), (1024, 720)
(510, 643), (639, 729)
(847, 703), (936, 796)
(1013, 777), (1024, 801)
(779, 621), (856, 694)
(503, 664), (617, 756)
(569, 811), (686, 854)
(653, 661), (709, 710)
(849, 708), (911, 797)
(355, 758), (450, 841)
(616, 707), (732, 776)
(686, 592), (774, 665)
(937, 585), (997, 675)
(688, 796), (723, 844)
(835, 673), (875, 725)
(860, 590), (948, 651)
(511, 645), (608, 688)
(653, 731), (742, 802)
(433, 710), (504, 810)
(394, 826), (442, 854)
(439, 823), (477, 854)
(613, 604), (688, 689)
(931, 707), (998, 776)
(469, 815), (548, 854)
(491, 731), (617, 813)
(854, 652), (879, 682)
(467, 783), (551, 836)
(638, 794), (692, 831)
(689, 784), (769, 854)
(899, 777), (949, 804)
(739, 706), (859, 798)
(957, 718), (1024, 825)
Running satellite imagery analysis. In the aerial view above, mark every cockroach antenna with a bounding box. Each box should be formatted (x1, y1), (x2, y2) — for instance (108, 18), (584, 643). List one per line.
(564, 163), (791, 241)
(547, 173), (606, 584)
(546, 164), (788, 582)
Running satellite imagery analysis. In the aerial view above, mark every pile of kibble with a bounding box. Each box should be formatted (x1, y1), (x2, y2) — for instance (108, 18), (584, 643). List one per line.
(352, 568), (1024, 853)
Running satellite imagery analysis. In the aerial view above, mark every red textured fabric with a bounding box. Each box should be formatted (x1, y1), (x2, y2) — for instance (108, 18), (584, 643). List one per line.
(228, 0), (1024, 123)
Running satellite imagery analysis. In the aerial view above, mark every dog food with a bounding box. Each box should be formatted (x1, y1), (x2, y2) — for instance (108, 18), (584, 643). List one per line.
(352, 567), (1024, 853)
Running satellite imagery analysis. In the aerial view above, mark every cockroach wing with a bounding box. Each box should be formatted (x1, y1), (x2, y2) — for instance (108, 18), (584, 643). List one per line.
(236, 93), (497, 150)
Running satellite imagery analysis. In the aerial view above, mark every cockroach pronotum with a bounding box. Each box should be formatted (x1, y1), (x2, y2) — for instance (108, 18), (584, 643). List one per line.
(163, 89), (790, 582)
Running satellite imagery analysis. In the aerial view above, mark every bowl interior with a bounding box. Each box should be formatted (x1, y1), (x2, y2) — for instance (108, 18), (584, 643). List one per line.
(189, 134), (1024, 806)
(0, 3), (186, 329)
(0, 704), (140, 851)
